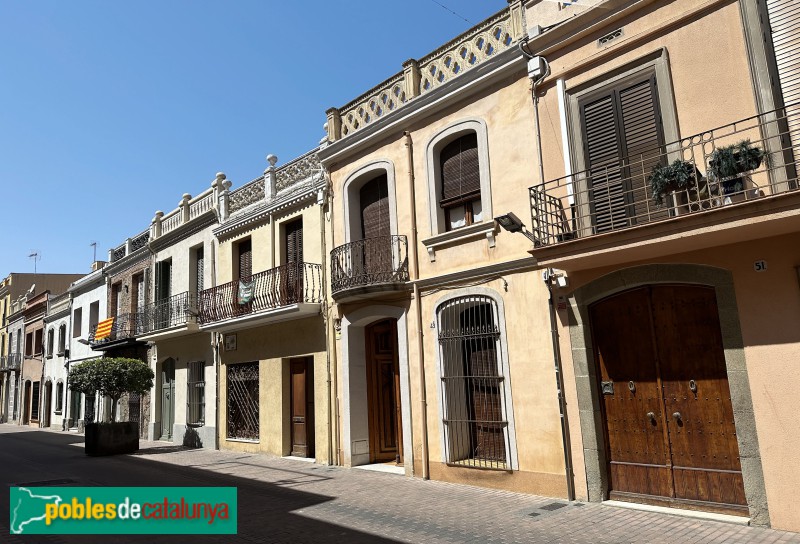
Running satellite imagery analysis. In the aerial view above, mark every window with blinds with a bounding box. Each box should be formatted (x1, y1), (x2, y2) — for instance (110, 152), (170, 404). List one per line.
(579, 75), (667, 233)
(195, 247), (204, 297)
(359, 174), (390, 240)
(237, 239), (252, 281)
(440, 133), (482, 230)
(437, 295), (509, 469)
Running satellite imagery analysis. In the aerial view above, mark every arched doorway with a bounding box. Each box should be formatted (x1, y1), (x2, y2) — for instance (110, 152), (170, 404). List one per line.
(42, 381), (52, 428)
(364, 319), (403, 464)
(581, 279), (755, 517)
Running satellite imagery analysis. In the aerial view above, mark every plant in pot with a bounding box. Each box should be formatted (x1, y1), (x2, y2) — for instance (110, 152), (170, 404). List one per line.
(649, 159), (702, 207)
(69, 357), (154, 456)
(708, 139), (768, 195)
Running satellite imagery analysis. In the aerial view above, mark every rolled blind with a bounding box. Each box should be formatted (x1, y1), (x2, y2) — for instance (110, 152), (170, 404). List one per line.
(360, 174), (390, 239)
(285, 219), (303, 263)
(238, 239), (252, 281)
(440, 133), (480, 206)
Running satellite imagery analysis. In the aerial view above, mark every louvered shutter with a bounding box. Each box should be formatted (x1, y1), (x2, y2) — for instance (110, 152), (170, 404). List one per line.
(440, 133), (480, 206)
(618, 78), (667, 222)
(196, 247), (204, 297)
(581, 76), (664, 233)
(285, 219), (303, 263)
(359, 175), (390, 239)
(767, 1), (800, 160)
(238, 240), (252, 281)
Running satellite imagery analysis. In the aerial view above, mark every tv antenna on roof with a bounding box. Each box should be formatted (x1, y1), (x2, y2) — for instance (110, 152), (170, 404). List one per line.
(28, 251), (40, 274)
(90, 241), (97, 263)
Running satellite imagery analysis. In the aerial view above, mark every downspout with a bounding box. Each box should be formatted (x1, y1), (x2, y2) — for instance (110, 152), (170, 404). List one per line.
(405, 131), (429, 480)
(327, 175), (341, 466)
(210, 238), (220, 451)
(319, 177), (334, 466)
(521, 38), (576, 501)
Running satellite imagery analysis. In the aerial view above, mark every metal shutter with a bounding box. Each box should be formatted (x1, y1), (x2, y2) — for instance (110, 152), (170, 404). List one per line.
(359, 175), (390, 239)
(440, 133), (480, 205)
(767, 1), (800, 159)
(284, 219), (303, 264)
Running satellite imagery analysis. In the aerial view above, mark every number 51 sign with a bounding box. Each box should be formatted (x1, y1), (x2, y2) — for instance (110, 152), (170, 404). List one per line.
(754, 260), (768, 272)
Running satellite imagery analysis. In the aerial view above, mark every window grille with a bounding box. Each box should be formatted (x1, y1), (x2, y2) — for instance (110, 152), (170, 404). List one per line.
(227, 362), (259, 440)
(187, 361), (205, 426)
(437, 295), (510, 469)
(55, 382), (64, 412)
(31, 382), (40, 420)
(128, 392), (141, 426)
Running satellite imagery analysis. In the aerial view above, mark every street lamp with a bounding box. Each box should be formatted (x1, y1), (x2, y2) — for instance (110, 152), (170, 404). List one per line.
(494, 212), (538, 244)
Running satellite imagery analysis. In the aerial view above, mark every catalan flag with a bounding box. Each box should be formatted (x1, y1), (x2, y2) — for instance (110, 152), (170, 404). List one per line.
(94, 317), (115, 340)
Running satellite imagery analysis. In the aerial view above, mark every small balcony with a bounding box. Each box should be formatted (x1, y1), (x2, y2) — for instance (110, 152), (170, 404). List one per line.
(199, 262), (323, 332)
(89, 313), (141, 348)
(0, 353), (21, 371)
(330, 235), (410, 302)
(528, 105), (800, 269)
(137, 291), (198, 340)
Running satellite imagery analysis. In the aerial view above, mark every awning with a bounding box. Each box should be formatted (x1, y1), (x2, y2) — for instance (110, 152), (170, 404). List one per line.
(94, 317), (115, 340)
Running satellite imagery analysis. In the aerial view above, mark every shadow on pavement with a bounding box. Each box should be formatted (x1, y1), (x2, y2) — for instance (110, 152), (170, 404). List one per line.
(0, 429), (404, 544)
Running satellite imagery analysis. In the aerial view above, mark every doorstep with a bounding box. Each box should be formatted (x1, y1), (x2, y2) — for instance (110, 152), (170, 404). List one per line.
(602, 500), (750, 526)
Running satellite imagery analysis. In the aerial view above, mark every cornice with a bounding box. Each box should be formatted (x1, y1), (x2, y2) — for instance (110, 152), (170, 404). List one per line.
(103, 248), (150, 278)
(414, 256), (539, 290)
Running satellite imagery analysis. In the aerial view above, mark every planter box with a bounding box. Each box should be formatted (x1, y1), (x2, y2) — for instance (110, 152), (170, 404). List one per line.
(84, 422), (139, 456)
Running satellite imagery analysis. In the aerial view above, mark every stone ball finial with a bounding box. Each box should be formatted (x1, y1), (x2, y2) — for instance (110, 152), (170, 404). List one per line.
(182, 193), (191, 201)
(323, 122), (329, 132)
(215, 172), (226, 180)
(267, 154), (278, 166)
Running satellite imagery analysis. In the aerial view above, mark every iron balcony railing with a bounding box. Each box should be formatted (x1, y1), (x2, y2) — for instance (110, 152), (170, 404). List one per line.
(330, 235), (409, 295)
(88, 313), (140, 346)
(529, 104), (800, 247)
(139, 291), (197, 333)
(199, 262), (323, 325)
(2, 353), (22, 370)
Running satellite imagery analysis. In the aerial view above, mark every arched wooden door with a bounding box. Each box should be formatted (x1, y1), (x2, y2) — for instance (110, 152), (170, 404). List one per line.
(590, 285), (746, 515)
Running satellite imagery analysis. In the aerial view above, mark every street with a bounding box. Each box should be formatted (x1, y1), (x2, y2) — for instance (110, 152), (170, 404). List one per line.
(1, 425), (798, 544)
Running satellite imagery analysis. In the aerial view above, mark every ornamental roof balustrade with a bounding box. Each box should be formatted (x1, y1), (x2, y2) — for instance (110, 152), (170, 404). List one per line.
(108, 229), (150, 263)
(150, 174), (226, 240)
(227, 150), (323, 216)
(325, 1), (524, 142)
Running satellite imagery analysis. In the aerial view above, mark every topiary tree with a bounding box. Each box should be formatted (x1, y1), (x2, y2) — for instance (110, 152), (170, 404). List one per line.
(68, 357), (154, 422)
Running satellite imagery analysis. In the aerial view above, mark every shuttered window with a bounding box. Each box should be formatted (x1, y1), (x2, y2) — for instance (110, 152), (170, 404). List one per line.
(284, 219), (303, 263)
(359, 175), (390, 240)
(237, 239), (252, 281)
(195, 247), (204, 297)
(580, 76), (666, 233)
(766, 0), (800, 161)
(440, 133), (482, 230)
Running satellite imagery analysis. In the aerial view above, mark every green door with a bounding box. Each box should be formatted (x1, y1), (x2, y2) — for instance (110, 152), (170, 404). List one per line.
(160, 359), (175, 440)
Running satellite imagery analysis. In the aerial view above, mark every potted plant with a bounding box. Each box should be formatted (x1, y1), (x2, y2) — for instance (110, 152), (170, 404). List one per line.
(69, 357), (154, 456)
(649, 159), (702, 207)
(708, 139), (768, 195)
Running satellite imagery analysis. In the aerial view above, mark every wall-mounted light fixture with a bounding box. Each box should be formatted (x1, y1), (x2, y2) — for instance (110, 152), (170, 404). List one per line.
(494, 212), (538, 244)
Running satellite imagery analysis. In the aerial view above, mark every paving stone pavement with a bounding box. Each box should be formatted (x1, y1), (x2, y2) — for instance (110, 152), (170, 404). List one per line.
(2, 426), (800, 543)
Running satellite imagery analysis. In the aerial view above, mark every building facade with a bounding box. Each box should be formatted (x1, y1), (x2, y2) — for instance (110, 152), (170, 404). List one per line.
(42, 292), (70, 429)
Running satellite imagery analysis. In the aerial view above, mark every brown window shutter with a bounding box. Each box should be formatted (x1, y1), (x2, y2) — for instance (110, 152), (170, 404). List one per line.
(440, 133), (480, 206)
(238, 239), (252, 281)
(196, 247), (204, 296)
(359, 174), (390, 239)
(284, 218), (303, 263)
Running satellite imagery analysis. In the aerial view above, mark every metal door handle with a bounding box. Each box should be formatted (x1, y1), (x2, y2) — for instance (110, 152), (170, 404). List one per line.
(646, 411), (656, 422)
(672, 412), (681, 421)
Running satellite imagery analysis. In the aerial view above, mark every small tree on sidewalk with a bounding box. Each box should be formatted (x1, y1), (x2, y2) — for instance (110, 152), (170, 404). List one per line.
(69, 358), (154, 423)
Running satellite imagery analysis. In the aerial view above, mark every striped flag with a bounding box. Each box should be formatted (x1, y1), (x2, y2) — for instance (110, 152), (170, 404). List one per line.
(94, 317), (115, 340)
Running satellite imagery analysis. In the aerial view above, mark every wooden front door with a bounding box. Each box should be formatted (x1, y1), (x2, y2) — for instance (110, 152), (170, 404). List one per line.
(365, 319), (403, 464)
(160, 359), (175, 440)
(590, 285), (746, 515)
(290, 358), (314, 457)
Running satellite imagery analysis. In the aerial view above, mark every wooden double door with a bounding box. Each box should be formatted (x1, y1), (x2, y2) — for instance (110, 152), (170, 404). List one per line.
(365, 319), (403, 464)
(590, 285), (747, 515)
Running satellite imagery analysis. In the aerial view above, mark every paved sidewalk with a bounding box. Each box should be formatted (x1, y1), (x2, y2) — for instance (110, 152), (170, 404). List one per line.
(2, 425), (799, 543)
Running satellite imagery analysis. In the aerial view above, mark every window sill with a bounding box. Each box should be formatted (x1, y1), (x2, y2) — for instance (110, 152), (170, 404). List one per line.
(421, 221), (497, 262)
(225, 437), (259, 444)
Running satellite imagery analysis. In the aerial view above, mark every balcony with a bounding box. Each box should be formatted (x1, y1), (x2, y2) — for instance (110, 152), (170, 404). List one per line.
(137, 291), (198, 340)
(88, 313), (141, 349)
(528, 105), (800, 269)
(1, 353), (21, 371)
(199, 262), (323, 332)
(330, 235), (410, 302)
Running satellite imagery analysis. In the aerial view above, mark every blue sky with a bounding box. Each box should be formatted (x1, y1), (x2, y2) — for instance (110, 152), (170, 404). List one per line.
(0, 0), (502, 275)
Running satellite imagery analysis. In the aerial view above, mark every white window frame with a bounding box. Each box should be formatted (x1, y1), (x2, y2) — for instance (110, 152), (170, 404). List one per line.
(341, 159), (399, 243)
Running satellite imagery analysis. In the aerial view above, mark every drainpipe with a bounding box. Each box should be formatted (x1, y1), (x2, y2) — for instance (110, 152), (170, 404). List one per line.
(521, 40), (575, 501)
(319, 177), (334, 466)
(405, 131), (429, 480)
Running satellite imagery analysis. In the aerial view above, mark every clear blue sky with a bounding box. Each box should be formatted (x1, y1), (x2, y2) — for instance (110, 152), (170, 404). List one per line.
(0, 0), (503, 276)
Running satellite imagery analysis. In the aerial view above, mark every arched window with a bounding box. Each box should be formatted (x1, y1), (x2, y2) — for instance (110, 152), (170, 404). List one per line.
(47, 328), (54, 358)
(440, 133), (481, 230)
(55, 381), (64, 412)
(436, 294), (510, 469)
(58, 324), (66, 355)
